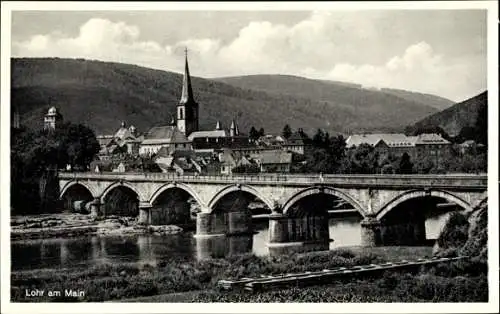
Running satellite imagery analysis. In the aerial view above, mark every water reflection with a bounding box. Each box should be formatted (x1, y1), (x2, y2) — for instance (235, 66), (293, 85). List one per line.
(196, 235), (253, 260)
(11, 212), (450, 271)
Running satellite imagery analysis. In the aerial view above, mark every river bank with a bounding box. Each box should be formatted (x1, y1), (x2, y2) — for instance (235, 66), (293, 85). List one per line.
(11, 213), (184, 240)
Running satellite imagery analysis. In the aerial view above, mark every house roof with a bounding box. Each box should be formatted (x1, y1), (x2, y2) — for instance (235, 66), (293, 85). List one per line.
(155, 156), (175, 170)
(97, 136), (114, 147)
(415, 133), (451, 145)
(141, 126), (190, 145)
(346, 133), (451, 148)
(346, 133), (416, 148)
(258, 150), (293, 164)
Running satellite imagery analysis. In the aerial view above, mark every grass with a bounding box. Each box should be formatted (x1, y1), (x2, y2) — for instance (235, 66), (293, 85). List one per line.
(11, 248), (387, 302)
(11, 245), (478, 303)
(188, 270), (488, 302)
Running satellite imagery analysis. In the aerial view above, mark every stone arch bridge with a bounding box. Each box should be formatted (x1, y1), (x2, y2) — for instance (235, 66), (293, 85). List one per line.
(58, 172), (487, 250)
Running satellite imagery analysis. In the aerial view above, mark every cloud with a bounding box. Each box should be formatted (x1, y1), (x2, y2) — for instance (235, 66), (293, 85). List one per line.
(323, 41), (485, 101)
(12, 13), (485, 101)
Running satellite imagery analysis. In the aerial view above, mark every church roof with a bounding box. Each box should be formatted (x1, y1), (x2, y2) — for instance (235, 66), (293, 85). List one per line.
(141, 126), (190, 145)
(188, 130), (228, 141)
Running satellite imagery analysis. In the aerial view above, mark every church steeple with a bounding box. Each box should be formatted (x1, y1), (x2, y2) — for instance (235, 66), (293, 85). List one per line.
(180, 47), (194, 104)
(177, 47), (199, 136)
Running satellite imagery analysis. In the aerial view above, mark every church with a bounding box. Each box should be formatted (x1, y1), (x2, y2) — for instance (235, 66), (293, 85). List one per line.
(138, 50), (250, 156)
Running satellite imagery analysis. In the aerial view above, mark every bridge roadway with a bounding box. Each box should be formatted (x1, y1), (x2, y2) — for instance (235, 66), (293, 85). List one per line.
(58, 172), (488, 251)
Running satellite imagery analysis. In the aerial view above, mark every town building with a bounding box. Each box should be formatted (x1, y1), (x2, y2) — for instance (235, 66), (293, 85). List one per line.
(44, 106), (63, 131)
(345, 133), (451, 162)
(254, 150), (293, 173)
(282, 129), (312, 155)
(97, 121), (143, 159)
(189, 120), (252, 152)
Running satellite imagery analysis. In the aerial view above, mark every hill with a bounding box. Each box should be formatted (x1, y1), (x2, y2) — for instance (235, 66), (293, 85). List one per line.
(215, 74), (452, 111)
(410, 91), (487, 137)
(12, 58), (437, 136)
(380, 88), (455, 110)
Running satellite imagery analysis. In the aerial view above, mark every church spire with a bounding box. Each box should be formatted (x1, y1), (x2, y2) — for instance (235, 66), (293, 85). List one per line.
(179, 47), (194, 104)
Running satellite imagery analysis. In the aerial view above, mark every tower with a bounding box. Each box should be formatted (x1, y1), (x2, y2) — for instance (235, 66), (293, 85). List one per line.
(177, 48), (199, 136)
(44, 106), (63, 131)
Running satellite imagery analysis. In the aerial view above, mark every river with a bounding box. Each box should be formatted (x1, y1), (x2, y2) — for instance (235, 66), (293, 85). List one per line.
(11, 213), (450, 272)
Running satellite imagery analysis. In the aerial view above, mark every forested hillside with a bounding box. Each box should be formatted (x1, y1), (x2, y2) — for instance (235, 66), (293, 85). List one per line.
(12, 58), (438, 135)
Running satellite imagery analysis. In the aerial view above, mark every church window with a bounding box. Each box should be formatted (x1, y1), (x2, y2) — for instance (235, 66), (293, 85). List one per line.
(179, 107), (184, 120)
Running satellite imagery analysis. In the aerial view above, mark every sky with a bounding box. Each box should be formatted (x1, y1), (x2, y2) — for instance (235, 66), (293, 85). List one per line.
(11, 10), (487, 102)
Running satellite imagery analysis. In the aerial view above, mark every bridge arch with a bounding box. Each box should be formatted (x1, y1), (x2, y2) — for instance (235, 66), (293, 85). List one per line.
(100, 181), (143, 203)
(281, 186), (365, 217)
(60, 180), (97, 199)
(376, 189), (473, 221)
(149, 183), (206, 208)
(207, 184), (275, 213)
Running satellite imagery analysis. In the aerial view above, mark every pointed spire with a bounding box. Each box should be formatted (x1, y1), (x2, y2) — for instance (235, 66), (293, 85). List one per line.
(179, 47), (194, 104)
(215, 120), (221, 130)
(230, 119), (239, 137)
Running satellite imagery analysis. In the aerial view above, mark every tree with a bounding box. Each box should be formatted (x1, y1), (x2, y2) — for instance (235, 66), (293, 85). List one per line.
(10, 122), (100, 214)
(340, 144), (379, 174)
(232, 164), (261, 174)
(249, 126), (259, 142)
(258, 127), (265, 137)
(398, 152), (413, 174)
(474, 103), (487, 145)
(312, 129), (325, 148)
(456, 126), (477, 144)
(282, 124), (292, 140)
(56, 123), (100, 170)
(414, 156), (435, 174)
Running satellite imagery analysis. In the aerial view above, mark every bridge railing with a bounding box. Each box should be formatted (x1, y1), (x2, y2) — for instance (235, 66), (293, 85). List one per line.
(58, 171), (488, 187)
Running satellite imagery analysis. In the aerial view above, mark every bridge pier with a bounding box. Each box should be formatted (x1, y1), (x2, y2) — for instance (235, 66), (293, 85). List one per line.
(195, 210), (253, 237)
(267, 213), (330, 255)
(195, 212), (215, 237)
(138, 203), (152, 225)
(360, 216), (382, 247)
(89, 197), (102, 218)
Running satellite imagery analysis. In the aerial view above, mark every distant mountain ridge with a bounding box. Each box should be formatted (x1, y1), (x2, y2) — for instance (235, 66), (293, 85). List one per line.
(410, 91), (487, 137)
(12, 58), (440, 136)
(215, 74), (454, 111)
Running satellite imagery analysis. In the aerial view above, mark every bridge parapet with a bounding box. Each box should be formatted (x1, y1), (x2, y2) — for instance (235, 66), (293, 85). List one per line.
(58, 172), (487, 189)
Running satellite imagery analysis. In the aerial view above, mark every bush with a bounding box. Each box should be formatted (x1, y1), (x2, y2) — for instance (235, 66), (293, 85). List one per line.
(436, 212), (469, 250)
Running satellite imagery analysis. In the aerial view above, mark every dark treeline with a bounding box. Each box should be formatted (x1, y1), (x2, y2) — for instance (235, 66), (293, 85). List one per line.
(11, 123), (100, 214)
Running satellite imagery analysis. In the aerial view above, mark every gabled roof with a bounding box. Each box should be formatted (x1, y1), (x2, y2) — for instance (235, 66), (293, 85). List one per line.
(141, 126), (190, 144)
(258, 150), (293, 164)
